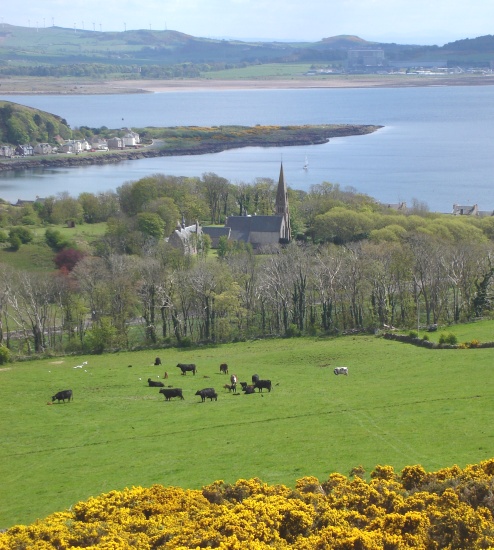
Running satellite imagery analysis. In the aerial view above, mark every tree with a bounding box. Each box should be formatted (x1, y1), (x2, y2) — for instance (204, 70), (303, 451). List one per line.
(200, 173), (230, 224)
(54, 248), (85, 272)
(50, 193), (84, 225)
(117, 178), (158, 216)
(136, 212), (164, 239)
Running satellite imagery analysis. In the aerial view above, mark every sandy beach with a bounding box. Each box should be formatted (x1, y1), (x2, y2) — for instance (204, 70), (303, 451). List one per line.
(1, 74), (494, 95)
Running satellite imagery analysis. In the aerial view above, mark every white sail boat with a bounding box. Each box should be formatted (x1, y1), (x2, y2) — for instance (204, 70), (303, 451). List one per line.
(303, 156), (309, 170)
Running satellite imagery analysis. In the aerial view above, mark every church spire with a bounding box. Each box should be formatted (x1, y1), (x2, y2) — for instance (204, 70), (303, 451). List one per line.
(275, 162), (291, 242)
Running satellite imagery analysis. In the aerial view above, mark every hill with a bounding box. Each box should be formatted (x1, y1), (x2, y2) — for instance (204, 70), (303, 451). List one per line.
(0, 24), (493, 76)
(0, 100), (72, 144)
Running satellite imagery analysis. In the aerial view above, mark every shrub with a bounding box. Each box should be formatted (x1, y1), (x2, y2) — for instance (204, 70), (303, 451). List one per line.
(45, 228), (73, 251)
(286, 324), (301, 338)
(0, 345), (11, 365)
(408, 330), (418, 339)
(422, 333), (430, 341)
(178, 337), (192, 348)
(54, 248), (85, 272)
(439, 332), (458, 345)
(9, 226), (33, 244)
(469, 339), (480, 348)
(0, 230), (7, 243)
(8, 234), (21, 251)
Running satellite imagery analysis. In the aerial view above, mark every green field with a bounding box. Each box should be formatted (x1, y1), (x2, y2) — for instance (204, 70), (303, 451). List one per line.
(1, 332), (494, 529)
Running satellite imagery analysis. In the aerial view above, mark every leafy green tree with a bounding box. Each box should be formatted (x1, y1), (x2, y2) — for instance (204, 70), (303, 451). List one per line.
(117, 178), (158, 216)
(50, 194), (84, 225)
(136, 212), (163, 239)
(314, 207), (373, 243)
(144, 196), (180, 237)
(83, 317), (118, 354)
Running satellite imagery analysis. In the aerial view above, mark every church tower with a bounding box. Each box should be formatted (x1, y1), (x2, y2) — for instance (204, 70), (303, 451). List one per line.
(275, 163), (291, 242)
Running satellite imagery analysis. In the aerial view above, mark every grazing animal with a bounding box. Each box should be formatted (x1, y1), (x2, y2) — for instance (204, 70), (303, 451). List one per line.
(52, 389), (73, 403)
(164, 371), (168, 379)
(223, 384), (237, 392)
(195, 388), (218, 402)
(148, 378), (165, 387)
(176, 363), (197, 375)
(334, 367), (349, 376)
(242, 384), (256, 394)
(252, 374), (260, 384)
(220, 363), (228, 374)
(239, 381), (248, 390)
(154, 357), (162, 366)
(159, 388), (184, 401)
(254, 379), (272, 392)
(230, 374), (237, 392)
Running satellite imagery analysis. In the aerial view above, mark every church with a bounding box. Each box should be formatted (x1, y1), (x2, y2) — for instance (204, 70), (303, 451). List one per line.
(203, 163), (291, 250)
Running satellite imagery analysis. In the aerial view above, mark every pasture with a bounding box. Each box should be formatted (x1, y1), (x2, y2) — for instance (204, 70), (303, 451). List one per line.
(1, 333), (494, 528)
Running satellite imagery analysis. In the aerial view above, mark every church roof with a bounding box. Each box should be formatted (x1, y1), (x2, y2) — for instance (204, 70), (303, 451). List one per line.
(226, 215), (283, 242)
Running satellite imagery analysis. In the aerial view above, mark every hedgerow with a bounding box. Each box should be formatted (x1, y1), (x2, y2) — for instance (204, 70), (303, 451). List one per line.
(2, 460), (494, 549)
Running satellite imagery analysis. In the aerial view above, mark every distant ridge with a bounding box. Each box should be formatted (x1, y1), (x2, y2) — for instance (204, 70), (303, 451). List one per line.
(0, 24), (493, 68)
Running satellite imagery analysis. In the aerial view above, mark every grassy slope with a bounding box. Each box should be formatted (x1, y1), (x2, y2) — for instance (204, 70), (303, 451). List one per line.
(1, 331), (494, 528)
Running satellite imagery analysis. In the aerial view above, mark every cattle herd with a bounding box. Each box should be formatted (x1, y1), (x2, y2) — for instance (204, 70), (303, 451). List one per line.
(50, 359), (349, 405)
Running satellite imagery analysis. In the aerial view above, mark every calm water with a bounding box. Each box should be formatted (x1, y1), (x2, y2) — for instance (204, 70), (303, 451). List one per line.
(1, 86), (494, 212)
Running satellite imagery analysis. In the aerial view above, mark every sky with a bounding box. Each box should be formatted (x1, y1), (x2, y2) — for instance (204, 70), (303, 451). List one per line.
(2, 0), (494, 46)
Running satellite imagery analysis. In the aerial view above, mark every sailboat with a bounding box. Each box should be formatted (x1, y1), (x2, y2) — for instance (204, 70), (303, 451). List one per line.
(303, 156), (309, 170)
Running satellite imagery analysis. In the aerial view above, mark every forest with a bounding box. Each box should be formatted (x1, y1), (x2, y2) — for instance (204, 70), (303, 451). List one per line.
(1, 172), (494, 358)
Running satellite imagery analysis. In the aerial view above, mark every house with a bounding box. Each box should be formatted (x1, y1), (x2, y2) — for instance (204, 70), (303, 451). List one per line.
(0, 145), (15, 157)
(33, 143), (53, 155)
(61, 140), (86, 154)
(122, 130), (140, 147)
(168, 220), (202, 254)
(90, 137), (109, 151)
(452, 204), (478, 216)
(15, 144), (34, 156)
(107, 137), (124, 149)
(220, 163), (291, 250)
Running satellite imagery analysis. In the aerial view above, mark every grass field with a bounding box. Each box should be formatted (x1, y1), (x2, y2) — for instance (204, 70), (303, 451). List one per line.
(2, 329), (494, 528)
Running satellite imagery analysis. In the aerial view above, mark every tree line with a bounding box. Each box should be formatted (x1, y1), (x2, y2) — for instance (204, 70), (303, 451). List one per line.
(1, 173), (494, 356)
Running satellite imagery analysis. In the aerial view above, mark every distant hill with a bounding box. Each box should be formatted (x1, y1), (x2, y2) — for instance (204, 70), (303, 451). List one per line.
(0, 24), (492, 72)
(0, 101), (72, 144)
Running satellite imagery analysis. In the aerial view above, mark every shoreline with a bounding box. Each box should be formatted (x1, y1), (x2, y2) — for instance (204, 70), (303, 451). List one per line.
(0, 74), (494, 95)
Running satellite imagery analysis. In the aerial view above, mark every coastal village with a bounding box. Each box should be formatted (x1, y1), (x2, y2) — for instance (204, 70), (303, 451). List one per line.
(0, 129), (141, 158)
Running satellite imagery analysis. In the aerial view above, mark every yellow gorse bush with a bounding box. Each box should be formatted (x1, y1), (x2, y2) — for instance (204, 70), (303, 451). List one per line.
(2, 461), (494, 549)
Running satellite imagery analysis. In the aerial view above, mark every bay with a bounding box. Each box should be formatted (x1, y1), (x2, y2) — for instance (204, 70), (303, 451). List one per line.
(1, 85), (494, 212)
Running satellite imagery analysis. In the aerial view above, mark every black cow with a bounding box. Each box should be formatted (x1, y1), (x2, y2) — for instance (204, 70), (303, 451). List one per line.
(159, 388), (184, 401)
(254, 379), (272, 392)
(220, 363), (228, 374)
(195, 388), (217, 402)
(148, 378), (165, 387)
(252, 374), (260, 384)
(154, 357), (162, 366)
(52, 389), (73, 403)
(242, 384), (256, 394)
(177, 363), (197, 375)
(239, 381), (248, 391)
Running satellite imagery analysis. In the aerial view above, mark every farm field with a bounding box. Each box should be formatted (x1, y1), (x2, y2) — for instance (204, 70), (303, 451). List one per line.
(1, 333), (494, 529)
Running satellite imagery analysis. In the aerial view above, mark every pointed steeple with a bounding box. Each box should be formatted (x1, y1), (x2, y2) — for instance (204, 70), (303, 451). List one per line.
(275, 163), (291, 242)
